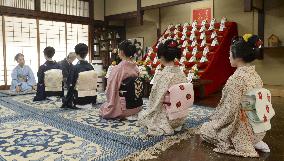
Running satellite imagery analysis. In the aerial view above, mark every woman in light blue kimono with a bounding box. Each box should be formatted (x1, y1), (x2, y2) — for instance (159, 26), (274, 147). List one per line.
(10, 53), (36, 92)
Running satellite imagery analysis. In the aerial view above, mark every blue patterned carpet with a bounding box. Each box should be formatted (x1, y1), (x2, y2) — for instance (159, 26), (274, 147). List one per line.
(0, 94), (214, 161)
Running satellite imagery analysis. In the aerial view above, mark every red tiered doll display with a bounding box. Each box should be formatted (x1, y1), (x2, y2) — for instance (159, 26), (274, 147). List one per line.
(141, 18), (238, 96)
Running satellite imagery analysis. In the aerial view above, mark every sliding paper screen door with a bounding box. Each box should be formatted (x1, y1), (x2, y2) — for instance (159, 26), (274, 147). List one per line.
(4, 16), (38, 85)
(66, 23), (88, 64)
(39, 20), (66, 64)
(0, 16), (4, 86)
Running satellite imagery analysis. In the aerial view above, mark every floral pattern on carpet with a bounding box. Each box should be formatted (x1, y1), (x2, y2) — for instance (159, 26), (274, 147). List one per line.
(0, 94), (215, 160)
(0, 120), (108, 161)
(0, 105), (17, 118)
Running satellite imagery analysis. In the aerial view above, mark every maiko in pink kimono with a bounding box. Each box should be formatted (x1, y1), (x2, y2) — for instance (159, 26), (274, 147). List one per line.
(100, 40), (142, 119)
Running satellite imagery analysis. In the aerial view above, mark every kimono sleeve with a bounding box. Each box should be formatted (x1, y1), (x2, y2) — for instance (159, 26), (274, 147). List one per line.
(27, 66), (36, 86)
(213, 76), (244, 130)
(105, 66), (123, 101)
(37, 65), (45, 84)
(10, 67), (20, 90)
(142, 73), (174, 117)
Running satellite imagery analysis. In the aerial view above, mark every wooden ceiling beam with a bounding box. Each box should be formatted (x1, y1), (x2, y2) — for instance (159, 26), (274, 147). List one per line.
(105, 11), (138, 21)
(0, 6), (90, 24)
(141, 0), (202, 11)
(105, 0), (203, 22)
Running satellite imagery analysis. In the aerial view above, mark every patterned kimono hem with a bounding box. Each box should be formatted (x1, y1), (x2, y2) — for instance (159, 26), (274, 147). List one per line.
(118, 128), (197, 161)
(213, 148), (259, 158)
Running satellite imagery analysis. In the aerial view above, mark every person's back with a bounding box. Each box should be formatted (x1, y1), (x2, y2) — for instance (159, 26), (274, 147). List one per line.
(73, 60), (93, 74)
(139, 39), (189, 136)
(100, 40), (141, 119)
(62, 43), (95, 109)
(67, 60), (94, 87)
(37, 61), (61, 84)
(200, 34), (271, 157)
(34, 47), (61, 101)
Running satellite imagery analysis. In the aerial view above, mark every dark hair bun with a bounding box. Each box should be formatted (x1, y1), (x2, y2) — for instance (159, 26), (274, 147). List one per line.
(119, 40), (137, 57)
(75, 43), (88, 59)
(231, 35), (262, 63)
(157, 39), (181, 62)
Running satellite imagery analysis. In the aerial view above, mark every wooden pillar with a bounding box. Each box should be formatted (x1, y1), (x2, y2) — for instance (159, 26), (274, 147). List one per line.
(258, 0), (265, 59)
(137, 0), (143, 25)
(36, 19), (41, 68)
(2, 16), (7, 88)
(89, 0), (95, 61)
(157, 8), (161, 38)
(35, 0), (41, 11)
(244, 0), (252, 12)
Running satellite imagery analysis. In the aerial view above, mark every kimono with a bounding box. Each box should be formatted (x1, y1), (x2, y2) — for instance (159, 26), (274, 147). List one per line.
(62, 60), (95, 108)
(10, 65), (36, 92)
(33, 61), (61, 101)
(139, 66), (188, 136)
(100, 60), (141, 119)
(58, 58), (73, 88)
(200, 66), (265, 157)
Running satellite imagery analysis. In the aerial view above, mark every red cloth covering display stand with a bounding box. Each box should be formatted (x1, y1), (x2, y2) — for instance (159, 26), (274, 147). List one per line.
(141, 21), (238, 96)
(200, 22), (238, 96)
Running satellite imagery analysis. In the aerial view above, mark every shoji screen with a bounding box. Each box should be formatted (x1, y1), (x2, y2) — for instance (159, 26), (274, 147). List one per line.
(39, 20), (66, 64)
(41, 0), (89, 17)
(0, 0), (35, 10)
(4, 16), (38, 85)
(66, 23), (88, 64)
(0, 16), (4, 85)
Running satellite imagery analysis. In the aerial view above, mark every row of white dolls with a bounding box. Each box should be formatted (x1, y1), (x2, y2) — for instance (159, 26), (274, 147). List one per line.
(158, 30), (220, 50)
(166, 17), (227, 35)
(146, 44), (210, 69)
(183, 45), (210, 56)
(150, 54), (207, 67)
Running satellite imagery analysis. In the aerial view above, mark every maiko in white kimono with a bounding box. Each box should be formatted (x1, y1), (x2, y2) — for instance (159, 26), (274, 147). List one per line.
(10, 65), (36, 92)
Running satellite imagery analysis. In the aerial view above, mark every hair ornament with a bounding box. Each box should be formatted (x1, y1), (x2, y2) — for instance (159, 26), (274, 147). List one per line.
(168, 41), (177, 48)
(243, 34), (253, 42)
(255, 39), (263, 48)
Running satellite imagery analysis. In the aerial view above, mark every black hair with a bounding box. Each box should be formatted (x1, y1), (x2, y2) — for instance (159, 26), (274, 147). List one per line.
(43, 46), (55, 58)
(14, 53), (24, 61)
(157, 39), (181, 62)
(231, 35), (262, 63)
(75, 43), (88, 59)
(118, 40), (137, 57)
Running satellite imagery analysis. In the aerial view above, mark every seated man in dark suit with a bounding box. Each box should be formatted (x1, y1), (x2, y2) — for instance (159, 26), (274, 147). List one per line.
(62, 43), (96, 109)
(58, 52), (76, 88)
